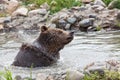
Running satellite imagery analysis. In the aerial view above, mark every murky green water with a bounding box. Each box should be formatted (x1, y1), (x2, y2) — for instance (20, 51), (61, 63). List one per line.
(0, 30), (120, 77)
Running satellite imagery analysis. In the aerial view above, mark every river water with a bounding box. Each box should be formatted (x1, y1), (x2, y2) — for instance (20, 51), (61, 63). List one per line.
(0, 30), (120, 77)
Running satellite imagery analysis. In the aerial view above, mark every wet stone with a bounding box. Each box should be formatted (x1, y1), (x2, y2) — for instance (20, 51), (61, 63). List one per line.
(79, 18), (95, 32)
(89, 14), (97, 19)
(57, 19), (67, 29)
(79, 18), (94, 28)
(67, 17), (76, 24)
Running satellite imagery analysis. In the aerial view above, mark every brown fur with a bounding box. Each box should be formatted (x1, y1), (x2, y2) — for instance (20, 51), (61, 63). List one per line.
(12, 26), (74, 67)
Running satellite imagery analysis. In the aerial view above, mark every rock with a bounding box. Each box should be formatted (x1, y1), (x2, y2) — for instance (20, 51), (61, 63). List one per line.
(6, 0), (20, 14)
(89, 14), (97, 19)
(0, 16), (11, 23)
(92, 5), (104, 12)
(94, 0), (106, 7)
(0, 4), (6, 12)
(79, 18), (95, 31)
(12, 7), (28, 16)
(49, 24), (56, 28)
(65, 24), (71, 30)
(66, 70), (84, 80)
(67, 17), (76, 24)
(0, 17), (5, 23)
(15, 75), (22, 80)
(59, 13), (69, 19)
(46, 76), (54, 80)
(87, 25), (100, 32)
(51, 16), (59, 23)
(0, 24), (4, 30)
(36, 73), (48, 80)
(40, 2), (50, 10)
(56, 19), (67, 29)
(79, 6), (87, 11)
(82, 0), (93, 4)
(27, 4), (37, 10)
(79, 19), (93, 28)
(89, 68), (105, 76)
(23, 77), (34, 80)
(28, 9), (47, 16)
(116, 11), (120, 21)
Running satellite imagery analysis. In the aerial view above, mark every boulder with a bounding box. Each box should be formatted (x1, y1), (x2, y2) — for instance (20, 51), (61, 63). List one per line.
(79, 18), (95, 31)
(94, 0), (106, 7)
(28, 9), (47, 16)
(36, 73), (47, 80)
(12, 7), (28, 16)
(66, 70), (84, 80)
(67, 17), (77, 24)
(6, 0), (20, 14)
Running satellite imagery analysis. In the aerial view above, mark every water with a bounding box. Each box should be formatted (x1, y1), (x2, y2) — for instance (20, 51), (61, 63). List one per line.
(0, 30), (120, 77)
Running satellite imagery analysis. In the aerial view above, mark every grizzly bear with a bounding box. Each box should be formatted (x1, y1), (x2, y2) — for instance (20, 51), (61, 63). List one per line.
(12, 26), (74, 67)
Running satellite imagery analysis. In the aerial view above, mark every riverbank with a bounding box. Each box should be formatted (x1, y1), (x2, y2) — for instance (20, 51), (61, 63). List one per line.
(0, 0), (120, 33)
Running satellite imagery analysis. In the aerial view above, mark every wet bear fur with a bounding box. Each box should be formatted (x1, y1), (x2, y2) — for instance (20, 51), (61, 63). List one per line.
(12, 26), (74, 67)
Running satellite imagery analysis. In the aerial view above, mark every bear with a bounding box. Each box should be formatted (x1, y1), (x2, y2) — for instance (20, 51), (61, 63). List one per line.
(12, 26), (74, 67)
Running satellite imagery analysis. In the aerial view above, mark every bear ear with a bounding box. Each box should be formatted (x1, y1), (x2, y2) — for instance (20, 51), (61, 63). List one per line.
(41, 26), (48, 32)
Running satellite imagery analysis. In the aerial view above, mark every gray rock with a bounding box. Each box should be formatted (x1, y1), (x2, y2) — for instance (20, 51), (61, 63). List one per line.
(89, 68), (105, 76)
(67, 17), (76, 24)
(6, 0), (20, 14)
(57, 19), (67, 29)
(79, 18), (94, 28)
(58, 19), (66, 24)
(0, 16), (11, 23)
(36, 73), (48, 80)
(51, 16), (59, 23)
(59, 13), (68, 19)
(28, 9), (47, 16)
(92, 5), (104, 12)
(65, 24), (71, 30)
(12, 7), (28, 16)
(89, 14), (97, 19)
(79, 6), (87, 11)
(87, 26), (98, 32)
(15, 75), (22, 80)
(0, 4), (6, 12)
(82, 0), (92, 4)
(40, 2), (50, 10)
(49, 24), (56, 28)
(116, 11), (120, 21)
(27, 4), (37, 10)
(66, 70), (84, 80)
(94, 0), (106, 7)
(79, 18), (95, 32)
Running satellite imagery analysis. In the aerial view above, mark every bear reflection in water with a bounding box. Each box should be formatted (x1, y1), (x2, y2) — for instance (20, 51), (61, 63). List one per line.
(12, 26), (74, 67)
